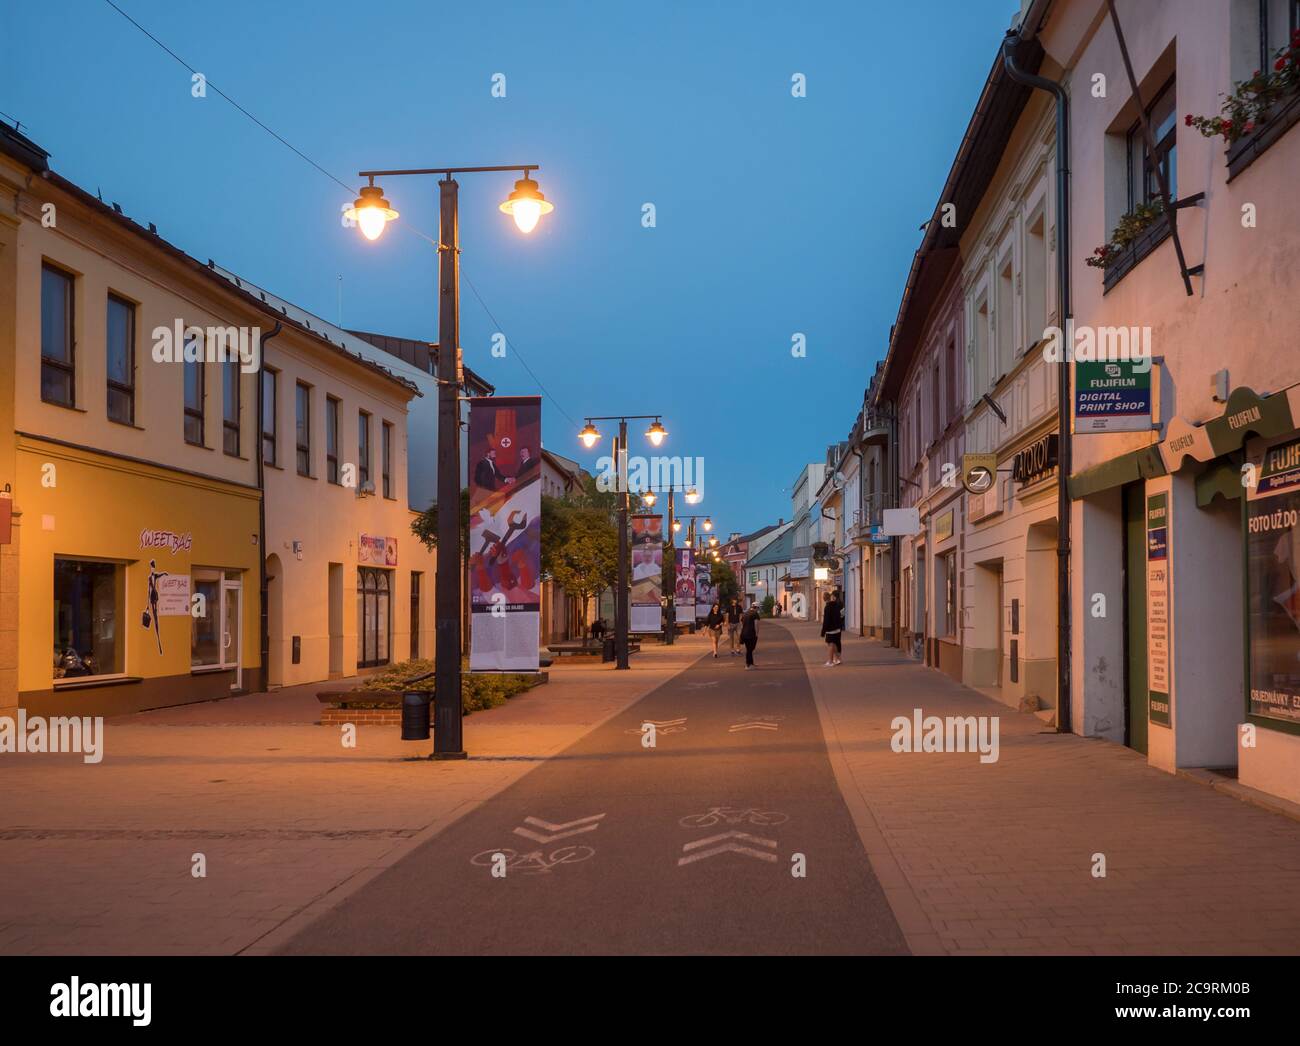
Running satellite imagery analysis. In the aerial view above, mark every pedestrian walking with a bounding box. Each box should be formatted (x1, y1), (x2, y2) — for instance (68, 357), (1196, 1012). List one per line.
(726, 597), (742, 655)
(704, 602), (725, 657)
(740, 599), (760, 669)
(820, 590), (843, 666)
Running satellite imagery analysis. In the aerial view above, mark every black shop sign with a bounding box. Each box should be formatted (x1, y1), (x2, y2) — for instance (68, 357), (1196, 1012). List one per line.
(1012, 434), (1059, 486)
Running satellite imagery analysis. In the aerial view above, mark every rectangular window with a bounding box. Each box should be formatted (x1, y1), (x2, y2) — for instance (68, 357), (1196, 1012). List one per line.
(996, 252), (1015, 377)
(1128, 78), (1176, 209)
(223, 361), (240, 456)
(357, 567), (391, 667)
(1025, 207), (1048, 347)
(53, 559), (124, 679)
(382, 421), (393, 499)
(975, 295), (990, 396)
(931, 364), (941, 443)
(41, 263), (75, 407)
(358, 411), (371, 491)
(410, 571), (422, 659)
(296, 382), (311, 476)
(942, 550), (957, 637)
(326, 396), (341, 484)
(106, 293), (135, 425)
(183, 333), (205, 446)
(262, 369), (277, 466)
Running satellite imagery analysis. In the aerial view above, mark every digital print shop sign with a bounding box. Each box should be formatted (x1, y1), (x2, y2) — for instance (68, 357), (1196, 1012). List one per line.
(1245, 435), (1300, 728)
(1074, 359), (1153, 434)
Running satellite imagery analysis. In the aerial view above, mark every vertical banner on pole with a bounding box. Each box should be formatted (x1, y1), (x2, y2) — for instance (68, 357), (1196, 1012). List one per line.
(675, 547), (696, 622)
(1146, 492), (1171, 726)
(696, 562), (715, 620)
(630, 515), (663, 634)
(468, 396), (542, 672)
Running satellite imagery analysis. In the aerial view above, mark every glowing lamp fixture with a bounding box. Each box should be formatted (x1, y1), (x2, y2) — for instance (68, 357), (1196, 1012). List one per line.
(642, 491), (657, 507)
(672, 520), (682, 533)
(345, 182), (399, 241)
(685, 488), (701, 505)
(646, 419), (667, 447)
(703, 517), (713, 531)
(499, 176), (553, 233)
(579, 421), (601, 449)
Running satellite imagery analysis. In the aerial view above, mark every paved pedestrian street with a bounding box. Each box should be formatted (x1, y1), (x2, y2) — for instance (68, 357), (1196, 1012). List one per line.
(5, 625), (1298, 956)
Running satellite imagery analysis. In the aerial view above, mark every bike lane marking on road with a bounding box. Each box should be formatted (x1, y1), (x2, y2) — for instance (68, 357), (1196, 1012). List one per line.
(677, 831), (779, 866)
(512, 812), (606, 843)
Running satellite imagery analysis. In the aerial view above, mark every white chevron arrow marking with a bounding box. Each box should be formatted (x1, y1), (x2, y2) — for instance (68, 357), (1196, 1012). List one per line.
(677, 831), (778, 866)
(685, 681), (719, 689)
(512, 813), (606, 843)
(729, 721), (779, 732)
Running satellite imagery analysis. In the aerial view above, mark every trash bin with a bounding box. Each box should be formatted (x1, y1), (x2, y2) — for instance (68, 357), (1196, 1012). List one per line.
(602, 637), (616, 663)
(401, 691), (431, 740)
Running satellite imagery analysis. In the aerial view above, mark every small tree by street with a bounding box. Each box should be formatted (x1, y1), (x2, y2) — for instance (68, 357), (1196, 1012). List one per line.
(541, 497), (618, 633)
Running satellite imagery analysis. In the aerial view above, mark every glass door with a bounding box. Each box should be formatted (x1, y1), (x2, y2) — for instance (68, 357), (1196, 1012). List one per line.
(221, 579), (242, 689)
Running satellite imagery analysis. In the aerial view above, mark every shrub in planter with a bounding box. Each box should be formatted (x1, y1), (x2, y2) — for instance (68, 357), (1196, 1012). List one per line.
(354, 657), (533, 714)
(1086, 199), (1167, 269)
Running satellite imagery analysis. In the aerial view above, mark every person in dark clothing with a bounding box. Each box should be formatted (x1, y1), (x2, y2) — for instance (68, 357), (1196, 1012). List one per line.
(474, 449), (502, 491)
(725, 598), (742, 655)
(740, 600), (760, 669)
(820, 590), (843, 666)
(703, 602), (725, 657)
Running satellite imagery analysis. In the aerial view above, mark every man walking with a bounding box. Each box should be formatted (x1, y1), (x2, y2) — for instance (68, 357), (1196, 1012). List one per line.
(726, 597), (742, 655)
(740, 599), (760, 670)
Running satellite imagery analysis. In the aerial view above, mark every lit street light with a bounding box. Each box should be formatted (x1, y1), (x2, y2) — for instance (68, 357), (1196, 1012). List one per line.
(579, 415), (667, 669)
(343, 162), (551, 759)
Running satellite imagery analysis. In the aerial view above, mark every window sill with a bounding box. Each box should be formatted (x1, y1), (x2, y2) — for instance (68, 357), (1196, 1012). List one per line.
(264, 461), (284, 471)
(1101, 213), (1172, 294)
(191, 664), (235, 675)
(1226, 89), (1300, 182)
(185, 440), (214, 452)
(53, 674), (142, 691)
(41, 399), (85, 413)
(108, 417), (144, 431)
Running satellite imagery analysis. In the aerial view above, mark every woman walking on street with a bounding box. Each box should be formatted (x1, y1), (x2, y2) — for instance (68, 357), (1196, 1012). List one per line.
(740, 599), (760, 669)
(704, 602), (725, 657)
(726, 597), (742, 655)
(820, 590), (843, 666)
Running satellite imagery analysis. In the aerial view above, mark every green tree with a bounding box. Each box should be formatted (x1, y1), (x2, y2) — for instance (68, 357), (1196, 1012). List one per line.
(545, 503), (619, 629)
(710, 557), (739, 605)
(410, 488), (470, 553)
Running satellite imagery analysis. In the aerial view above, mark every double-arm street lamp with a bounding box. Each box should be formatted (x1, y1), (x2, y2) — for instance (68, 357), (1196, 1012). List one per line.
(578, 416), (667, 669)
(343, 164), (553, 759)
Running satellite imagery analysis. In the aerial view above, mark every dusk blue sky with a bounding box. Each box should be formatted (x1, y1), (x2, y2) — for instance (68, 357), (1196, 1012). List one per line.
(3, 0), (1015, 535)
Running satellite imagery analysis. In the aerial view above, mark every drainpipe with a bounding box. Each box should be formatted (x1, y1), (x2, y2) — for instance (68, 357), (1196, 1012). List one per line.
(256, 322), (283, 693)
(849, 443), (865, 635)
(1002, 30), (1072, 734)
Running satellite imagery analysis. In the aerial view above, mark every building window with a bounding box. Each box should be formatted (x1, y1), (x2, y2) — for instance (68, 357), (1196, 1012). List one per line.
(41, 263), (75, 407)
(941, 550), (958, 637)
(191, 570), (241, 670)
(1025, 206), (1048, 346)
(326, 396), (341, 484)
(357, 567), (391, 667)
(975, 295), (990, 397)
(410, 571), (422, 659)
(183, 337), (205, 446)
(223, 361), (240, 456)
(358, 411), (371, 491)
(382, 421), (393, 499)
(53, 559), (123, 679)
(1127, 78), (1177, 210)
(106, 293), (135, 425)
(996, 250), (1014, 377)
(262, 369), (277, 466)
(296, 382), (311, 476)
(947, 338), (958, 421)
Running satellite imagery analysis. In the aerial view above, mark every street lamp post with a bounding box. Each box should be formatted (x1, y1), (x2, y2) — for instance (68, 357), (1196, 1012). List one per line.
(343, 163), (552, 759)
(578, 415), (666, 669)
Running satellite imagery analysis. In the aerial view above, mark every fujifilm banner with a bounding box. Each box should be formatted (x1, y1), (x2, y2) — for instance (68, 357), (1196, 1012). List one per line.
(468, 396), (542, 672)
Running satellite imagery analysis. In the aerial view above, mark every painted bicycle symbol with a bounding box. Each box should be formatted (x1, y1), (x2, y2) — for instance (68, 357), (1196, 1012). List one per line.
(470, 845), (595, 875)
(679, 806), (789, 829)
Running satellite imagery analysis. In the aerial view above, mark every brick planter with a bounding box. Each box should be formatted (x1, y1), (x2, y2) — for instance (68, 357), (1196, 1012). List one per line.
(320, 707), (403, 726)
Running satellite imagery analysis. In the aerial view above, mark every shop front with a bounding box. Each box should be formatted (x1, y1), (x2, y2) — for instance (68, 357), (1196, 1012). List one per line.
(1071, 384), (1300, 805)
(16, 436), (262, 717)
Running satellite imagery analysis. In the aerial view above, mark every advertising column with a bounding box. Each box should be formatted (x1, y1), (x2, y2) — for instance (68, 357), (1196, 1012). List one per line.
(467, 396), (542, 672)
(630, 514), (663, 634)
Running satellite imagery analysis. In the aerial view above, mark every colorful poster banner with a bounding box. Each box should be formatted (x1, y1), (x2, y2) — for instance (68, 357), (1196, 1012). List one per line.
(1246, 436), (1300, 724)
(696, 563), (715, 620)
(359, 534), (398, 566)
(631, 515), (663, 634)
(1075, 360), (1152, 433)
(1146, 492), (1171, 726)
(468, 396), (542, 672)
(675, 547), (696, 621)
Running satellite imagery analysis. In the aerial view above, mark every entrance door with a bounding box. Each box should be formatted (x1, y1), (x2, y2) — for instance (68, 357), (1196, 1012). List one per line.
(995, 568), (1005, 686)
(222, 579), (242, 691)
(1123, 483), (1149, 754)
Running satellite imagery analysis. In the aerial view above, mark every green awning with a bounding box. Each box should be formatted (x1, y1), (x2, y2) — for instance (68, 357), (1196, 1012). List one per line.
(1068, 444), (1167, 500)
(1195, 458), (1244, 508)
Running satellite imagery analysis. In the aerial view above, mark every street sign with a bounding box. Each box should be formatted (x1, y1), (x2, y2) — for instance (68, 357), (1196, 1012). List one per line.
(881, 507), (921, 536)
(962, 453), (997, 494)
